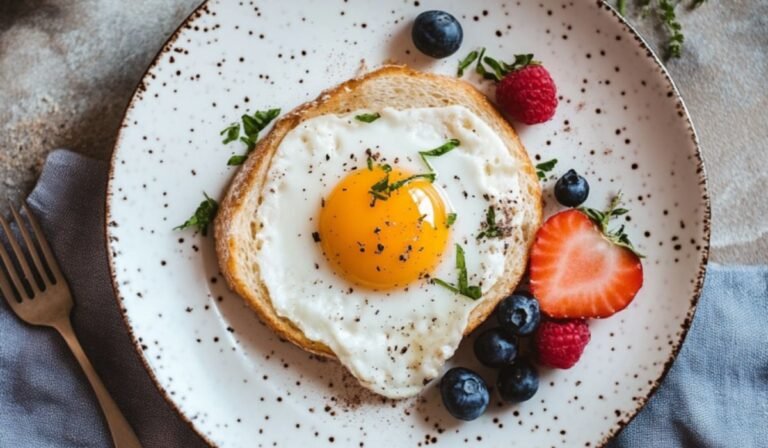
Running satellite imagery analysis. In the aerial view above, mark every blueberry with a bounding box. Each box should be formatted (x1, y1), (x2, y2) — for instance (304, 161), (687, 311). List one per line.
(412, 10), (463, 58)
(473, 328), (518, 367)
(497, 359), (539, 403)
(496, 292), (541, 337)
(440, 367), (489, 421)
(554, 169), (590, 207)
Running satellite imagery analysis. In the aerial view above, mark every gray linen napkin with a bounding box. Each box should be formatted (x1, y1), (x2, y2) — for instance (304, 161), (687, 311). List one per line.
(0, 150), (207, 448)
(608, 265), (768, 447)
(0, 150), (766, 447)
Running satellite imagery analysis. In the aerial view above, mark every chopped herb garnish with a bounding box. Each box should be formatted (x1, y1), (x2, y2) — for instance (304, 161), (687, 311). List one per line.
(240, 117), (260, 146)
(368, 169), (436, 204)
(254, 108), (281, 126)
(370, 174), (391, 196)
(690, 0), (707, 8)
(355, 112), (381, 123)
(174, 193), (218, 236)
(388, 173), (436, 191)
(457, 50), (479, 77)
(419, 139), (461, 172)
(311, 232), (321, 243)
(432, 244), (482, 300)
(535, 158), (558, 180)
(369, 191), (389, 203)
(368, 170), (392, 205)
(366, 156), (374, 170)
(371, 176), (390, 192)
(432, 278), (459, 293)
(227, 155), (248, 166)
(241, 108), (280, 149)
(446, 212), (458, 228)
(220, 123), (240, 144)
(579, 192), (644, 258)
(221, 107), (281, 165)
(477, 206), (503, 239)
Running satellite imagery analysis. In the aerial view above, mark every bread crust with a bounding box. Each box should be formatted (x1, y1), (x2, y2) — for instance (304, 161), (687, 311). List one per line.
(214, 65), (542, 360)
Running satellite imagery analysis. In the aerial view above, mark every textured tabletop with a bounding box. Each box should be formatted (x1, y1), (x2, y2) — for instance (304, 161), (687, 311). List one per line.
(1, 0), (766, 263)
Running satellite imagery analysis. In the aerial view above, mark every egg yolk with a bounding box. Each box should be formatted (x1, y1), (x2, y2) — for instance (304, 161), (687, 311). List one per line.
(318, 166), (450, 290)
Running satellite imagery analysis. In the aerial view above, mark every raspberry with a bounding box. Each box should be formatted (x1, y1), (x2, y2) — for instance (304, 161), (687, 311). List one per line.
(496, 64), (558, 125)
(534, 319), (590, 369)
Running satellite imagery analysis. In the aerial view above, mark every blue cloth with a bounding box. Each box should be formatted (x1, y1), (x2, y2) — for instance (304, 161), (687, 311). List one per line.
(609, 264), (768, 447)
(0, 151), (206, 448)
(0, 150), (766, 447)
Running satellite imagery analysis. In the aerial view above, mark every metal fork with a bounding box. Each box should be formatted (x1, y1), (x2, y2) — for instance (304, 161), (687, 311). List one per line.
(0, 203), (142, 448)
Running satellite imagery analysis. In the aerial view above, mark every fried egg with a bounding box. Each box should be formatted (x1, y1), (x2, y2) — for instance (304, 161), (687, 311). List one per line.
(252, 105), (527, 398)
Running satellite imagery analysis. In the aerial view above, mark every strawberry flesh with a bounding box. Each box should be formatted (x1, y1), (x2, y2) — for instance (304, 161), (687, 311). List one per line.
(530, 209), (643, 318)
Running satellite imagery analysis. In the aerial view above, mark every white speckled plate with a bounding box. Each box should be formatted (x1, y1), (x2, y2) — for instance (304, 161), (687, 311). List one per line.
(106, 1), (710, 447)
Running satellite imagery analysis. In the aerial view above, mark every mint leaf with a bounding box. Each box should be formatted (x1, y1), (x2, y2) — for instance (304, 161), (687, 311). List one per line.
(174, 193), (218, 236)
(463, 285), (482, 300)
(456, 244), (469, 292)
(223, 108), (281, 166)
(535, 158), (558, 180)
(227, 155), (248, 166)
(477, 206), (503, 240)
(432, 278), (460, 294)
(368, 167), (435, 204)
(419, 139), (461, 172)
(446, 212), (457, 227)
(355, 112), (381, 123)
(252, 108), (280, 128)
(432, 244), (482, 300)
(220, 123), (240, 144)
(370, 191), (389, 201)
(388, 173), (436, 192)
(370, 175), (390, 193)
(241, 114), (261, 138)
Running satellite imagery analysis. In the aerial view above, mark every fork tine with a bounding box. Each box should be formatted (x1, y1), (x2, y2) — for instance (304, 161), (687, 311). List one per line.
(0, 214), (41, 294)
(21, 203), (63, 282)
(0, 263), (21, 306)
(0, 233), (29, 299)
(10, 205), (51, 285)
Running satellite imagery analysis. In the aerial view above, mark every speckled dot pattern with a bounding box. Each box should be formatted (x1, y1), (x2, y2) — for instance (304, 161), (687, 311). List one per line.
(106, 1), (710, 447)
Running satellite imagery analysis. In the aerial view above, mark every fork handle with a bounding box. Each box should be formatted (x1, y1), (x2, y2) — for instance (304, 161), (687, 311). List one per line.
(54, 318), (143, 448)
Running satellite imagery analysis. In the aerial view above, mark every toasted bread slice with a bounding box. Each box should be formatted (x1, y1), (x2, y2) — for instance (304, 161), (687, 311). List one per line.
(215, 65), (542, 360)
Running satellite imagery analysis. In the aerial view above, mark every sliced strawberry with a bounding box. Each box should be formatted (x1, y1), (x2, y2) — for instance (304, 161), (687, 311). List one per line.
(529, 204), (643, 319)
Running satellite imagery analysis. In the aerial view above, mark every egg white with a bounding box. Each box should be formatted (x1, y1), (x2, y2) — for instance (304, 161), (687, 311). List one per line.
(252, 106), (527, 398)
